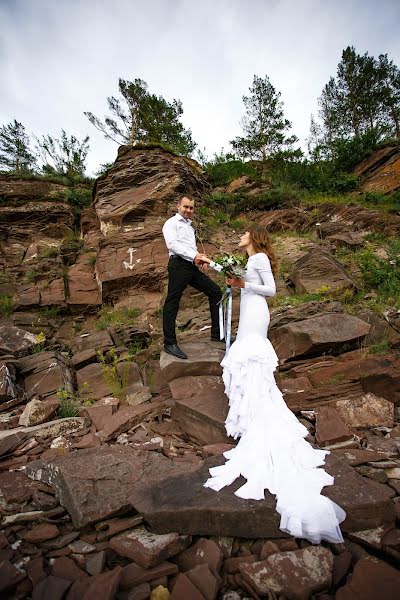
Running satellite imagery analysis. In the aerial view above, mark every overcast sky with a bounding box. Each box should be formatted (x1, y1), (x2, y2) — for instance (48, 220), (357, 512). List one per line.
(1, 0), (399, 175)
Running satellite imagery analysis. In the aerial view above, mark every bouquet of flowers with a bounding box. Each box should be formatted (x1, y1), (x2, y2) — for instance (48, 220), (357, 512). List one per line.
(210, 253), (247, 279)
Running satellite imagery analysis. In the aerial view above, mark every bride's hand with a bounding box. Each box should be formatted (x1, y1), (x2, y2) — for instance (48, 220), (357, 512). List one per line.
(226, 276), (245, 288)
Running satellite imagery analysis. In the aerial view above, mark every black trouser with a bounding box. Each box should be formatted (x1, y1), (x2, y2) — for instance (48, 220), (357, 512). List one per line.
(163, 256), (222, 345)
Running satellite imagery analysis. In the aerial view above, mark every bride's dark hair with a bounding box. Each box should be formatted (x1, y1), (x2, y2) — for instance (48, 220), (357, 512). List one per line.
(248, 225), (279, 276)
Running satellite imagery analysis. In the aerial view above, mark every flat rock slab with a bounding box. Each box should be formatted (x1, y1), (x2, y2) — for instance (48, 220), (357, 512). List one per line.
(240, 546), (333, 600)
(130, 456), (284, 538)
(130, 453), (395, 538)
(160, 342), (224, 382)
(25, 446), (197, 528)
(109, 526), (190, 568)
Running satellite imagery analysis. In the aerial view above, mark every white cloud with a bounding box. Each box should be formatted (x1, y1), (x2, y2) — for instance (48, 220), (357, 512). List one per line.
(1, 0), (399, 174)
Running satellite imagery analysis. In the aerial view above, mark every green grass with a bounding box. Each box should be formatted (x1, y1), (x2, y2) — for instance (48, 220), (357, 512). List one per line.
(366, 339), (392, 355)
(96, 305), (140, 330)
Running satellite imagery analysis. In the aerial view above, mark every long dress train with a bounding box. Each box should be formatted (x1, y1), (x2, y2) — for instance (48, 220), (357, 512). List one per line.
(204, 253), (346, 544)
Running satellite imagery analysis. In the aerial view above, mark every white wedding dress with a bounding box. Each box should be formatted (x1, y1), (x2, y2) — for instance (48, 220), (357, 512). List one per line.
(204, 253), (346, 544)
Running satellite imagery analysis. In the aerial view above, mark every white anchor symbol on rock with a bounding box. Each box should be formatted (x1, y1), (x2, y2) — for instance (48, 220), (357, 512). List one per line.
(123, 247), (141, 270)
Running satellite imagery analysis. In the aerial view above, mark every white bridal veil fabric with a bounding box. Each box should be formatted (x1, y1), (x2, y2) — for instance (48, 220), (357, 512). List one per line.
(204, 253), (346, 544)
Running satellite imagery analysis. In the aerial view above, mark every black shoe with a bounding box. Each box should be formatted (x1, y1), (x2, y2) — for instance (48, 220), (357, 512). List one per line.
(163, 343), (188, 360)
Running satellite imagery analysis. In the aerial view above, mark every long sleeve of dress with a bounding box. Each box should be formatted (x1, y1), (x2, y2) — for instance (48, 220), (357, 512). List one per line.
(244, 254), (276, 297)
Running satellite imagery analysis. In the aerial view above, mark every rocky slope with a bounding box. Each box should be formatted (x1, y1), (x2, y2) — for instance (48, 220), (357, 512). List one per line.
(0, 146), (399, 599)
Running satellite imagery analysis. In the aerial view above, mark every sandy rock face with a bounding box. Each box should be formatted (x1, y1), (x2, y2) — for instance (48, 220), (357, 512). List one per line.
(355, 144), (400, 195)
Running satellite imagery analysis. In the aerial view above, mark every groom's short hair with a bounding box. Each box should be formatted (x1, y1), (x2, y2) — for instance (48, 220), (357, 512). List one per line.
(179, 194), (196, 204)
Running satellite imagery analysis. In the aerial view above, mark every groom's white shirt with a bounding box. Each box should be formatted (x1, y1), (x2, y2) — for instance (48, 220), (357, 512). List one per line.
(162, 213), (198, 262)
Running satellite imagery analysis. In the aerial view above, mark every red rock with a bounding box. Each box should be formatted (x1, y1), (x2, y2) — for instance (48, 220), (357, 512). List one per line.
(280, 376), (312, 393)
(202, 443), (234, 457)
(26, 556), (46, 587)
(185, 564), (219, 600)
(171, 573), (205, 600)
(85, 404), (114, 431)
(332, 550), (352, 587)
(336, 556), (400, 600)
(32, 575), (72, 600)
(98, 400), (168, 442)
(240, 546), (333, 600)
(259, 541), (280, 561)
(24, 523), (60, 543)
(31, 490), (59, 511)
(0, 560), (26, 592)
(67, 255), (101, 308)
(127, 582), (151, 599)
(315, 405), (353, 446)
(65, 578), (91, 600)
(41, 531), (80, 550)
(335, 393), (394, 428)
(85, 551), (105, 576)
(71, 432), (101, 449)
(26, 446), (192, 528)
(19, 397), (58, 427)
(76, 363), (115, 401)
(0, 470), (41, 505)
(119, 561), (178, 588)
(288, 250), (354, 295)
(52, 556), (88, 581)
(0, 532), (8, 549)
(330, 448), (391, 466)
(223, 555), (257, 574)
(96, 515), (143, 541)
(109, 526), (190, 568)
(175, 538), (223, 575)
(80, 565), (122, 600)
(160, 342), (224, 383)
(269, 313), (370, 362)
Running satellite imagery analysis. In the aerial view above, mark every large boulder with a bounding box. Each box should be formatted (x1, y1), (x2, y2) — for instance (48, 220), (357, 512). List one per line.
(93, 145), (210, 235)
(288, 250), (354, 294)
(269, 313), (370, 361)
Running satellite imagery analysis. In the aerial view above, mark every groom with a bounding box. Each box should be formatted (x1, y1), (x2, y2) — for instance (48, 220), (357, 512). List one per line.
(162, 195), (222, 359)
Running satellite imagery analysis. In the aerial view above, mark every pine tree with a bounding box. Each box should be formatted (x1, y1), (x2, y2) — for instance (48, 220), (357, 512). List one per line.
(231, 75), (298, 162)
(84, 78), (196, 156)
(0, 120), (36, 173)
(35, 130), (90, 177)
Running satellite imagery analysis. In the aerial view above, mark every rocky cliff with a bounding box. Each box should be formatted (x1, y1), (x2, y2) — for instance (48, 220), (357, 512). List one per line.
(0, 146), (399, 599)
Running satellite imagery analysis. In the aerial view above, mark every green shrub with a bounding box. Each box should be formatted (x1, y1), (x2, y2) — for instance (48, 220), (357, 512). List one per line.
(205, 153), (257, 186)
(39, 246), (60, 259)
(358, 238), (400, 307)
(0, 293), (12, 316)
(57, 388), (79, 418)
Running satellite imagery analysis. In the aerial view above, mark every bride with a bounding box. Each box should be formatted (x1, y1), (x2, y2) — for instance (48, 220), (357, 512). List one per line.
(203, 225), (346, 544)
